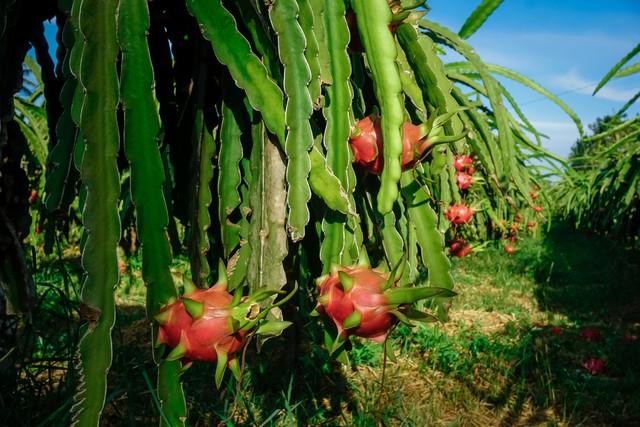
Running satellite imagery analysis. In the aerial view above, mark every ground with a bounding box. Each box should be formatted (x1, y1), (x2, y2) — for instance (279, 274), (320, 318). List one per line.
(4, 223), (640, 426)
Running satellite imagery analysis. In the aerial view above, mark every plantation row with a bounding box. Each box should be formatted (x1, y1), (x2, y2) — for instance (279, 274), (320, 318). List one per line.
(1, 0), (637, 426)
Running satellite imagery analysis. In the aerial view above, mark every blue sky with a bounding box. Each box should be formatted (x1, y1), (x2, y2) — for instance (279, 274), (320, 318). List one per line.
(38, 1), (638, 157)
(427, 0), (640, 157)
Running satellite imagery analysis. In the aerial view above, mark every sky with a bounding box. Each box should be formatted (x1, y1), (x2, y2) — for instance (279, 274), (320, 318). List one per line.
(37, 1), (639, 158)
(427, 0), (640, 157)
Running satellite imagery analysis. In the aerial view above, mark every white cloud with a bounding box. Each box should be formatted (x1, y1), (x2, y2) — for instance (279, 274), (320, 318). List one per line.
(551, 69), (639, 102)
(530, 120), (580, 158)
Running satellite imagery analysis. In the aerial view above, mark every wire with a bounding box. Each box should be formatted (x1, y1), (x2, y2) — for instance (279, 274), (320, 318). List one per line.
(519, 83), (597, 106)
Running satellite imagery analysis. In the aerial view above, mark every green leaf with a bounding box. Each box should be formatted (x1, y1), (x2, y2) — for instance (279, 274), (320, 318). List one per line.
(71, 0), (121, 424)
(186, 0), (286, 143)
(593, 42), (640, 95)
(353, 0), (404, 214)
(117, 0), (187, 423)
(270, 0), (314, 241)
(458, 0), (504, 39)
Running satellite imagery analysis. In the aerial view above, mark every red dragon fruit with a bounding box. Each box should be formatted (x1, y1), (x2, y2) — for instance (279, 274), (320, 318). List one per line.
(445, 204), (474, 225)
(453, 155), (474, 172)
(448, 239), (472, 258)
(349, 115), (430, 175)
(456, 172), (473, 190)
(155, 264), (292, 387)
(533, 205), (543, 213)
(315, 265), (455, 346)
(503, 244), (516, 255)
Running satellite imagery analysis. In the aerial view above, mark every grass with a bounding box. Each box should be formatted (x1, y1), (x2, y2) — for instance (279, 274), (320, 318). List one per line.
(2, 222), (640, 426)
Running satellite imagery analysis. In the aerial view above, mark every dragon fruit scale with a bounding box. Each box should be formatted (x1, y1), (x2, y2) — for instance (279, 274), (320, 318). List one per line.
(315, 265), (456, 346)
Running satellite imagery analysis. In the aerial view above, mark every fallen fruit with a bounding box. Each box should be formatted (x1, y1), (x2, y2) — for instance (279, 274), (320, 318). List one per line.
(580, 327), (602, 342)
(582, 357), (606, 375)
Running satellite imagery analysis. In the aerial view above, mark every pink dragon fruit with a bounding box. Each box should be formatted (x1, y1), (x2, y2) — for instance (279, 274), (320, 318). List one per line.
(445, 204), (474, 225)
(349, 115), (431, 175)
(456, 172), (473, 190)
(315, 265), (455, 345)
(453, 155), (474, 172)
(155, 264), (292, 387)
(448, 239), (472, 258)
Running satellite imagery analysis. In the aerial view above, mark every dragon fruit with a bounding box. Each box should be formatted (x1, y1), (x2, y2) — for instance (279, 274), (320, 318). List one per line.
(533, 205), (543, 213)
(503, 244), (516, 255)
(155, 264), (292, 387)
(448, 239), (472, 258)
(445, 204), (474, 225)
(315, 265), (455, 346)
(349, 115), (430, 175)
(456, 173), (473, 190)
(453, 155), (474, 172)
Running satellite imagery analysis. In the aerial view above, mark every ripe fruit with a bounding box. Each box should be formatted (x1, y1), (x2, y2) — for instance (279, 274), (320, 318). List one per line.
(156, 283), (248, 363)
(448, 239), (472, 258)
(580, 327), (602, 342)
(527, 220), (536, 230)
(582, 358), (606, 375)
(514, 213), (523, 223)
(503, 244), (516, 254)
(315, 265), (455, 344)
(453, 155), (474, 172)
(445, 204), (474, 225)
(456, 173), (473, 190)
(29, 189), (38, 204)
(349, 116), (431, 175)
(530, 191), (539, 200)
(155, 265), (292, 387)
(533, 206), (543, 213)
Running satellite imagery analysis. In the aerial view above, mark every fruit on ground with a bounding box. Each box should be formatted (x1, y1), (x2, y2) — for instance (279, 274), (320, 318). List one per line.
(349, 115), (430, 175)
(456, 172), (473, 190)
(503, 244), (516, 254)
(448, 239), (472, 258)
(156, 282), (248, 363)
(445, 204), (474, 225)
(453, 155), (474, 172)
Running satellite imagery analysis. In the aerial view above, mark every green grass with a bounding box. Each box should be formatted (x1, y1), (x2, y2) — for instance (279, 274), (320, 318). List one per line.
(4, 222), (640, 426)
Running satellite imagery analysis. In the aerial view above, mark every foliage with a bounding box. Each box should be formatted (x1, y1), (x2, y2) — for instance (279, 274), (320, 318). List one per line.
(0, 0), (562, 425)
(554, 44), (640, 238)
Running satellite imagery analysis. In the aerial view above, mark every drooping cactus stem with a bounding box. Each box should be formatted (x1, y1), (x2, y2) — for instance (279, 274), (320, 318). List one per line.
(385, 286), (456, 305)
